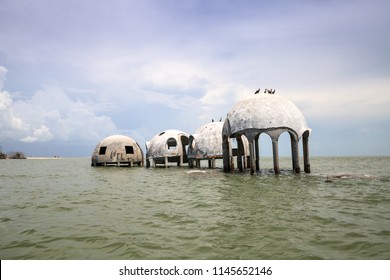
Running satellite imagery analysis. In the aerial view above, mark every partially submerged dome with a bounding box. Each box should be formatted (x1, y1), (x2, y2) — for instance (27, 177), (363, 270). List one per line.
(188, 121), (224, 159)
(91, 135), (144, 167)
(222, 94), (311, 174)
(188, 121), (250, 169)
(146, 129), (189, 167)
(223, 94), (310, 139)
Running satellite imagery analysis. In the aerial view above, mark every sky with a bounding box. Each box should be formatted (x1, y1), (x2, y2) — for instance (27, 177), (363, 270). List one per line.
(0, 0), (389, 157)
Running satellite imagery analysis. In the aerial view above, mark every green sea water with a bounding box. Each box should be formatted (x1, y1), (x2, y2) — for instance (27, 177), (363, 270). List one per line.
(1, 157), (390, 259)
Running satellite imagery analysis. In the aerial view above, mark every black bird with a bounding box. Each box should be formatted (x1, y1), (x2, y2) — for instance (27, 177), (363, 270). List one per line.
(271, 89), (275, 94)
(212, 119), (214, 122)
(254, 88), (260, 94)
(219, 117), (222, 122)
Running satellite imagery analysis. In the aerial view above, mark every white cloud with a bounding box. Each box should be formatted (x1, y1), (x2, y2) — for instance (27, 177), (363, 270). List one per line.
(0, 86), (30, 140)
(284, 77), (390, 122)
(0, 67), (120, 143)
(0, 66), (7, 89)
(20, 125), (53, 143)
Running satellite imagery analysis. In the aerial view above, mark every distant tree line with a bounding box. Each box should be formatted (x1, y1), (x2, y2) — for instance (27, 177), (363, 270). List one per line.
(0, 148), (26, 159)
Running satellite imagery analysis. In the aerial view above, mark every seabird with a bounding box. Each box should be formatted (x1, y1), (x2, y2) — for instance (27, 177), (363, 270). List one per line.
(212, 119), (214, 122)
(219, 117), (222, 122)
(254, 88), (260, 94)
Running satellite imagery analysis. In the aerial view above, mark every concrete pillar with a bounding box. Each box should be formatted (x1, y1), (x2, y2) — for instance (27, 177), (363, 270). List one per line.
(164, 156), (168, 168)
(303, 133), (311, 173)
(211, 158), (216, 169)
(249, 139), (256, 175)
(255, 135), (260, 171)
(222, 136), (230, 173)
(237, 135), (244, 172)
(229, 138), (234, 172)
(230, 156), (235, 172)
(290, 135), (301, 174)
(272, 139), (280, 174)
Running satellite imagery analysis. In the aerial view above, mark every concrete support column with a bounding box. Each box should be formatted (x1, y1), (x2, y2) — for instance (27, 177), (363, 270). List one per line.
(255, 135), (260, 171)
(230, 156), (235, 172)
(222, 136), (230, 172)
(303, 133), (311, 173)
(290, 136), (301, 174)
(164, 156), (168, 168)
(249, 139), (256, 175)
(237, 135), (244, 172)
(272, 139), (280, 174)
(229, 138), (234, 172)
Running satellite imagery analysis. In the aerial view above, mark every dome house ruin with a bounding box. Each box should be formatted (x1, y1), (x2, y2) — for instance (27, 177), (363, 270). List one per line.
(188, 121), (224, 168)
(188, 120), (250, 169)
(145, 129), (190, 167)
(91, 135), (144, 167)
(222, 93), (311, 175)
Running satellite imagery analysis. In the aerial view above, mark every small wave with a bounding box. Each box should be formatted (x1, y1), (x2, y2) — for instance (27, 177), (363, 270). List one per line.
(326, 173), (373, 180)
(20, 229), (38, 235)
(186, 170), (207, 174)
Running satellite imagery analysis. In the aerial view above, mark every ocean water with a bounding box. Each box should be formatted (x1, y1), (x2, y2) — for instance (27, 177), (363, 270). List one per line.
(1, 156), (390, 260)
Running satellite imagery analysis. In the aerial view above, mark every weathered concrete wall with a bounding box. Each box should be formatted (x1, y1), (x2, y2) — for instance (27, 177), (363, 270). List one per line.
(222, 94), (311, 174)
(146, 129), (189, 167)
(91, 135), (144, 167)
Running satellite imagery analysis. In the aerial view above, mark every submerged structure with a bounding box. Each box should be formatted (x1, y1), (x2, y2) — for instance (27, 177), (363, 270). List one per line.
(222, 94), (311, 174)
(91, 135), (144, 167)
(145, 129), (189, 167)
(188, 121), (224, 168)
(188, 121), (250, 168)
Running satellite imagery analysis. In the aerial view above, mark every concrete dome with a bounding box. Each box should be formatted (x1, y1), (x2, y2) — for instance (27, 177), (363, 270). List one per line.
(189, 121), (224, 158)
(223, 94), (310, 139)
(146, 129), (189, 166)
(222, 93), (311, 175)
(91, 135), (144, 166)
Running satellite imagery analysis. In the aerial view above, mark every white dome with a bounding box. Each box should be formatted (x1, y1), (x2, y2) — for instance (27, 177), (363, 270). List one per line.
(146, 129), (189, 158)
(223, 94), (310, 138)
(91, 135), (144, 166)
(190, 122), (223, 158)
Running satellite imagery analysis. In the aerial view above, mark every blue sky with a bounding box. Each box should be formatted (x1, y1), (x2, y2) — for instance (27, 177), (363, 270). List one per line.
(1, 0), (389, 157)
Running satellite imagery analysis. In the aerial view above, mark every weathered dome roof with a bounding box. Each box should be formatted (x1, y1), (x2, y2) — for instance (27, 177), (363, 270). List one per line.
(146, 129), (189, 158)
(96, 135), (138, 146)
(91, 134), (144, 166)
(223, 94), (310, 138)
(190, 121), (224, 157)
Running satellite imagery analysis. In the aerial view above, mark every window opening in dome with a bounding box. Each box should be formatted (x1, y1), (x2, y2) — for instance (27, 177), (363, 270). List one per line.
(167, 138), (177, 150)
(125, 146), (134, 154)
(99, 146), (107, 155)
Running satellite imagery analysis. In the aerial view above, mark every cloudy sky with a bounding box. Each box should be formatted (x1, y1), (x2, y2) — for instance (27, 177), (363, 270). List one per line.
(1, 0), (389, 157)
